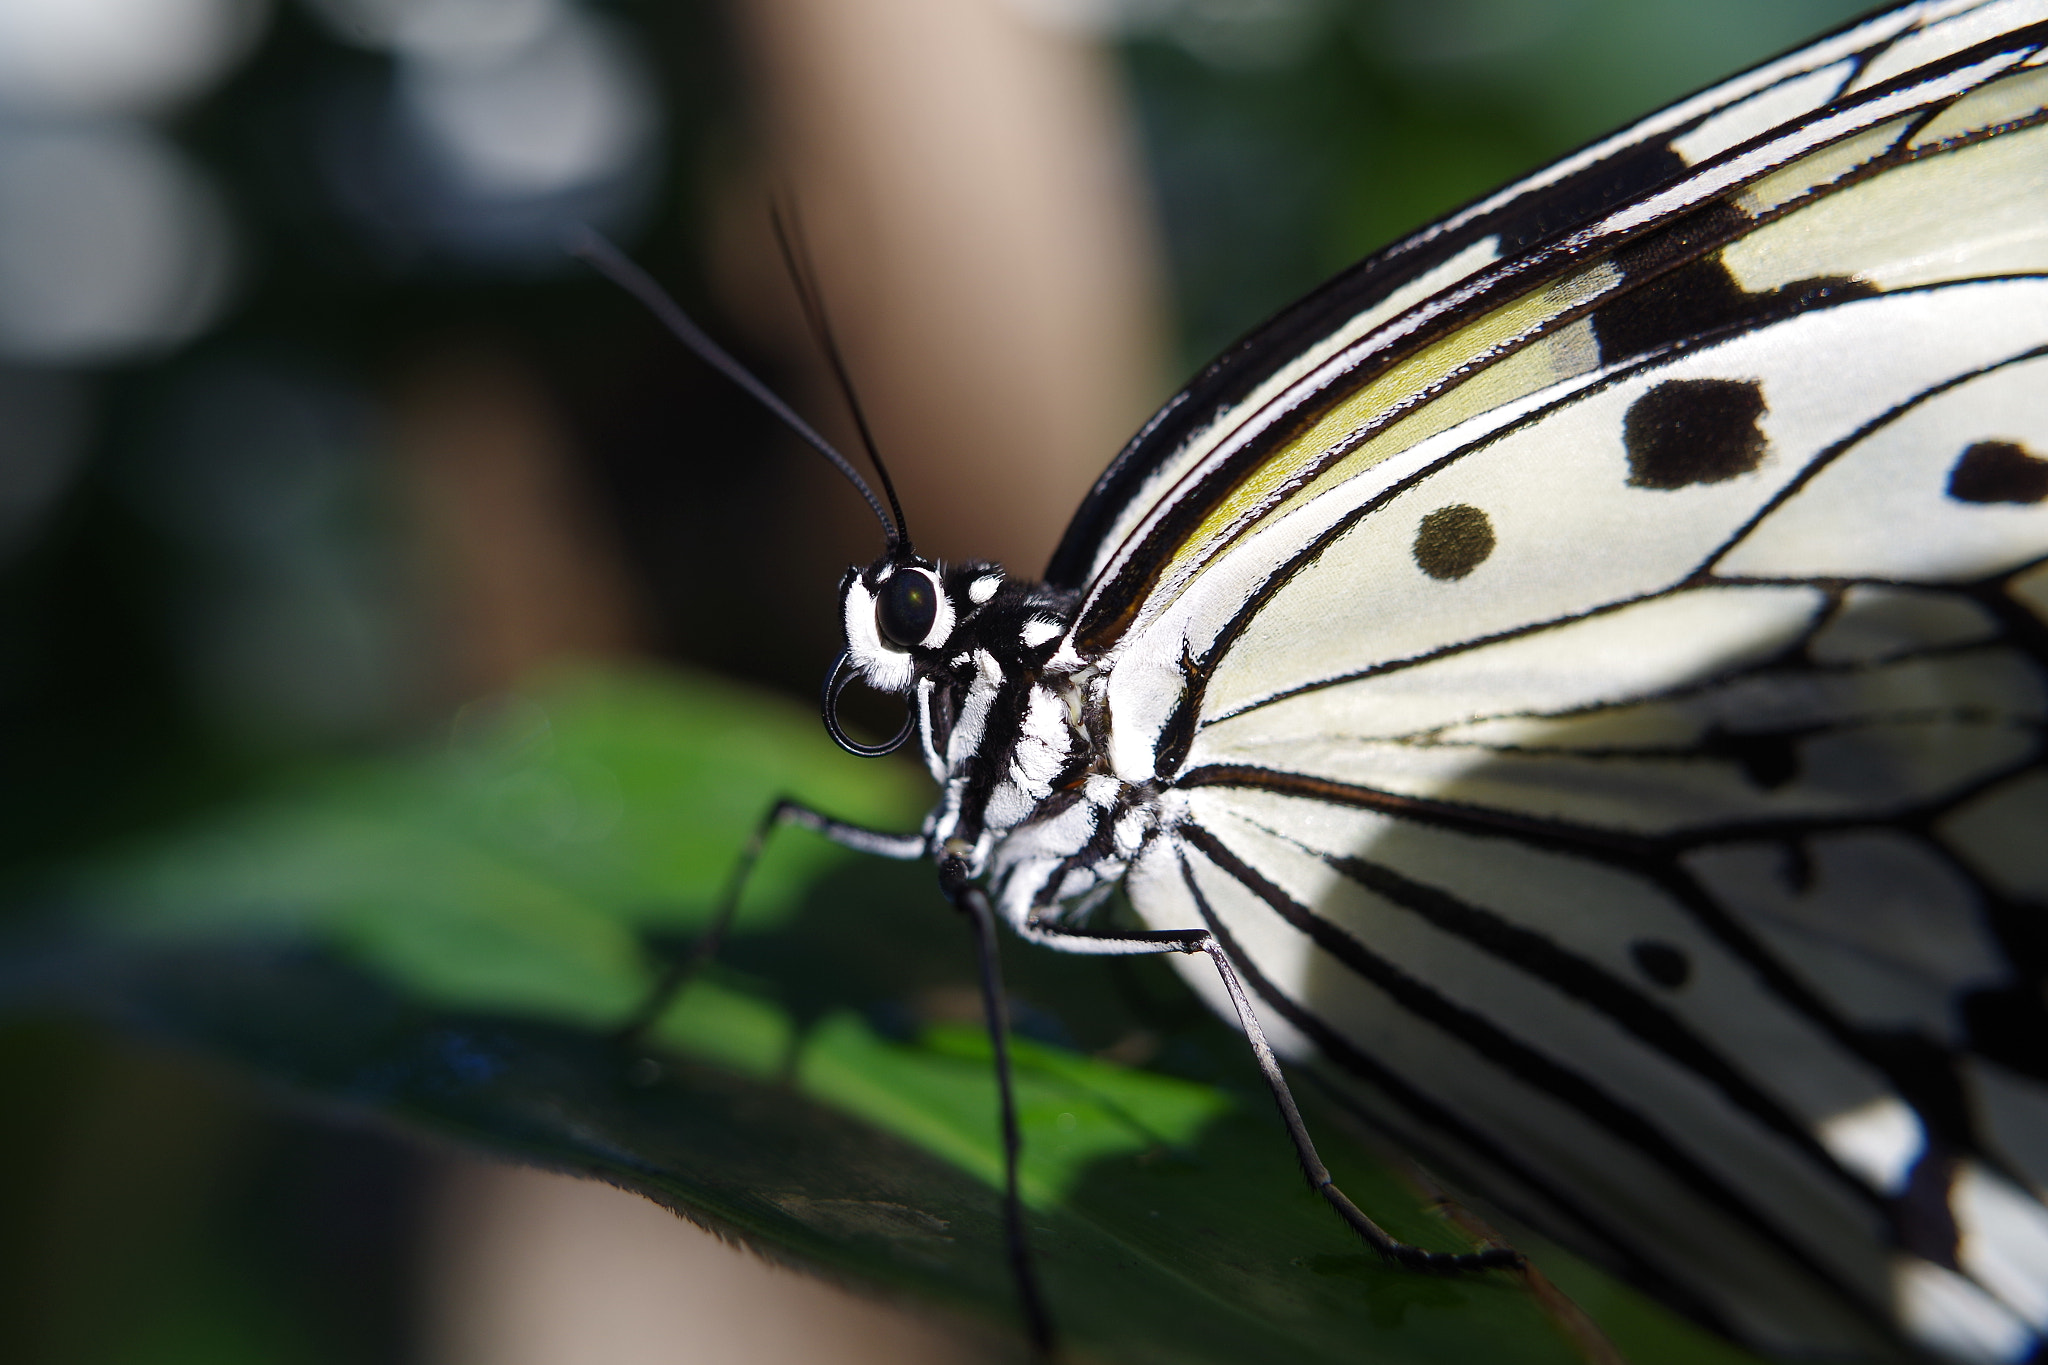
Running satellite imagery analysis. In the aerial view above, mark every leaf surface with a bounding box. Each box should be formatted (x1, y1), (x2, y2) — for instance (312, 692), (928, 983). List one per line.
(12, 664), (1765, 1365)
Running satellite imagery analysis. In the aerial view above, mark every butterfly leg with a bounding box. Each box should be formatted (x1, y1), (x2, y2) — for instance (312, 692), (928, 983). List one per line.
(614, 799), (925, 1046)
(1189, 934), (1524, 1272)
(1027, 918), (1523, 1274)
(937, 857), (1057, 1357)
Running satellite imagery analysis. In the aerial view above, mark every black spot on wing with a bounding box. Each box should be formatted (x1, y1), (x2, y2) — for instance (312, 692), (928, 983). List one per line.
(1046, 132), (1690, 599)
(1948, 440), (2048, 505)
(1631, 940), (1692, 989)
(1493, 139), (1690, 255)
(1585, 202), (1877, 365)
(1593, 256), (1878, 364)
(1413, 504), (1496, 580)
(1699, 721), (1800, 790)
(1596, 254), (1755, 361)
(1625, 378), (1768, 490)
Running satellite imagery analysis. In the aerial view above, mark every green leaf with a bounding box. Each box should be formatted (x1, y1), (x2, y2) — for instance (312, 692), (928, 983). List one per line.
(16, 663), (1766, 1365)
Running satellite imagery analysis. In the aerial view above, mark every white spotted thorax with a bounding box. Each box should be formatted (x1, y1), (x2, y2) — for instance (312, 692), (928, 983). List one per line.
(837, 552), (1160, 934)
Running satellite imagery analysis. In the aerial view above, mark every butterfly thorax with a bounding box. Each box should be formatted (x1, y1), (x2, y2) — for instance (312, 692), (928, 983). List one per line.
(837, 553), (1155, 910)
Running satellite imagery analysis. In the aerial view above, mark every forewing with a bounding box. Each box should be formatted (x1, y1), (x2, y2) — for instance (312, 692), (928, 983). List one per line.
(1057, 1), (2048, 661)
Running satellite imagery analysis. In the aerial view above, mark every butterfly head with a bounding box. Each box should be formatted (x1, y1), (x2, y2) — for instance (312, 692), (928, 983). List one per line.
(838, 551), (1000, 695)
(825, 550), (1009, 760)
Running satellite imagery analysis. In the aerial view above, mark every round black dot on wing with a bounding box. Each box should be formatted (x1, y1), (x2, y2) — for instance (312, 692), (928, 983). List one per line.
(1947, 440), (2048, 504)
(1702, 724), (1800, 790)
(1623, 377), (1768, 489)
(1413, 504), (1495, 580)
(1630, 940), (1692, 989)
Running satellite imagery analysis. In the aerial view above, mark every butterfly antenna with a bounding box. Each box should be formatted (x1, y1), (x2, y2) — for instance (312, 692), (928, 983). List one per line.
(769, 202), (912, 550)
(564, 225), (900, 550)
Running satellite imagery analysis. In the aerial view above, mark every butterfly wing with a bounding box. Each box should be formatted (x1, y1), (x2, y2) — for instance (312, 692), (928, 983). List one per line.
(1060, 4), (2048, 1359)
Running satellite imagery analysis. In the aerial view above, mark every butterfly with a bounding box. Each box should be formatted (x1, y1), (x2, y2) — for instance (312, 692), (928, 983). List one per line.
(585, 1), (2048, 1360)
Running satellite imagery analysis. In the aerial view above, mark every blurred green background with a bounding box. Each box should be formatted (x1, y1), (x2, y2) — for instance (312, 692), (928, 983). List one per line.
(0, 2), (1873, 1362)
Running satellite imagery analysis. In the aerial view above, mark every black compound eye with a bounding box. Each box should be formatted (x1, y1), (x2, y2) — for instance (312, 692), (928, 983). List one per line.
(877, 569), (939, 648)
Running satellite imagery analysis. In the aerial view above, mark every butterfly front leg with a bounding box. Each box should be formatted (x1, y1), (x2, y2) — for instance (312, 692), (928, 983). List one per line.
(1024, 913), (1525, 1274)
(614, 799), (925, 1045)
(937, 856), (1057, 1355)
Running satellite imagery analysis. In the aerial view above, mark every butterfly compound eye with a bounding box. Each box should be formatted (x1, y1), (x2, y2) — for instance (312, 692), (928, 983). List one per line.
(877, 569), (939, 648)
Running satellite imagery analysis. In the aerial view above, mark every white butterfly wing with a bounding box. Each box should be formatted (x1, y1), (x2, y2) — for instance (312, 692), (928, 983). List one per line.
(1139, 309), (2048, 1358)
(1061, 8), (2048, 1360)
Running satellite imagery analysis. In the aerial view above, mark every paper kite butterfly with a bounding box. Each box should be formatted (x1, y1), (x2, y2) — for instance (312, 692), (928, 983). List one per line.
(588, 2), (2048, 1359)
